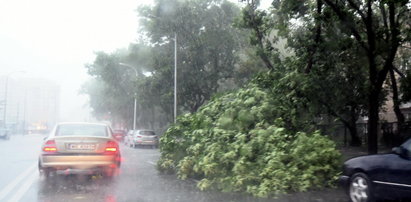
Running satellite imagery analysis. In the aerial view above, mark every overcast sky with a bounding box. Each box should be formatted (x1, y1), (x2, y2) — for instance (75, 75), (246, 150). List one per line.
(0, 0), (154, 121)
(0, 0), (271, 122)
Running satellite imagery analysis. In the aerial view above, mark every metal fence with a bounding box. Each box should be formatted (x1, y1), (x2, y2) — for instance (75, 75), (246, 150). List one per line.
(318, 121), (411, 147)
(317, 123), (367, 147)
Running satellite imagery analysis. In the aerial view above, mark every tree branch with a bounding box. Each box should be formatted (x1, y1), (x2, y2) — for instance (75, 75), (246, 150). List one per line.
(305, 0), (323, 74)
(323, 0), (369, 52)
(249, 9), (274, 70)
(377, 2), (400, 88)
(393, 65), (405, 78)
(347, 0), (366, 22)
(380, 2), (390, 42)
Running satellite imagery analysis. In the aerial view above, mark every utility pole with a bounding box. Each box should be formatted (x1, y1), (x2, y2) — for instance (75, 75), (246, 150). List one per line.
(174, 32), (177, 123)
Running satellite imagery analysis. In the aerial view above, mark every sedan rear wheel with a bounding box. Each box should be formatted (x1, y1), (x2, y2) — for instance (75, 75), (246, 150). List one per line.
(349, 173), (374, 202)
(40, 168), (55, 180)
(104, 166), (118, 179)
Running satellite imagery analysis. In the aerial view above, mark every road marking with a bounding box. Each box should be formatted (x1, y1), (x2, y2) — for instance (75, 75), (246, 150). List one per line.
(7, 171), (38, 202)
(0, 164), (36, 201)
(147, 161), (156, 166)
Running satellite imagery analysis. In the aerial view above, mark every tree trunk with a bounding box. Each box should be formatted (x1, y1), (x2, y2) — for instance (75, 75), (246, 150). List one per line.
(339, 112), (361, 146)
(347, 122), (361, 146)
(368, 91), (380, 154)
(390, 68), (405, 124)
(349, 106), (362, 146)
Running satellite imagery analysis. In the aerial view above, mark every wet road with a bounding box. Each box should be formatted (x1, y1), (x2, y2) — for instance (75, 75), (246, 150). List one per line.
(0, 134), (348, 202)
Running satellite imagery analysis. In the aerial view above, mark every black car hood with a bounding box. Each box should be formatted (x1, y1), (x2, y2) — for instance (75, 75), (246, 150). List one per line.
(343, 153), (403, 175)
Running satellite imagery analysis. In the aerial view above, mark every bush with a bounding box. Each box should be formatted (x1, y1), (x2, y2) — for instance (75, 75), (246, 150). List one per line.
(157, 82), (341, 197)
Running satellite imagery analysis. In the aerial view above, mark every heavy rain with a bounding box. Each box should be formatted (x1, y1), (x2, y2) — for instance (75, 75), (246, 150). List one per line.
(1, 0), (411, 202)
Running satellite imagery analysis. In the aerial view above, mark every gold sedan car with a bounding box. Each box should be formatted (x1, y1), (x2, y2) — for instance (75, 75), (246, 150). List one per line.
(38, 122), (121, 178)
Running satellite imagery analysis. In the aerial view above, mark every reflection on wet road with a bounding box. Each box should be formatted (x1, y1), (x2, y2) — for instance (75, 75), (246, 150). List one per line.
(38, 175), (117, 202)
(0, 135), (347, 202)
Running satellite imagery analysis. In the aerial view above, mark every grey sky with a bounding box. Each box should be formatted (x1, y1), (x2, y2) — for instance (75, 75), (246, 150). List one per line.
(0, 0), (153, 121)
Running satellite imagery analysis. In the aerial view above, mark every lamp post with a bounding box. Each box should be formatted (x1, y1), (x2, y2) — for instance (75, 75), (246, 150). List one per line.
(147, 15), (178, 123)
(174, 33), (177, 123)
(119, 63), (138, 130)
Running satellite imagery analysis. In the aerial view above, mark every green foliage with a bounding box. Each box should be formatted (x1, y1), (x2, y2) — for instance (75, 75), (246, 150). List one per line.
(158, 81), (341, 197)
(83, 0), (258, 129)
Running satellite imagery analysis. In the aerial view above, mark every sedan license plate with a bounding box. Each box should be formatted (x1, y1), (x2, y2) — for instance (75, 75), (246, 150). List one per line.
(68, 144), (96, 150)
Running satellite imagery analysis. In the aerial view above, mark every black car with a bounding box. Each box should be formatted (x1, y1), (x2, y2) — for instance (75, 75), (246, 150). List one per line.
(340, 138), (411, 202)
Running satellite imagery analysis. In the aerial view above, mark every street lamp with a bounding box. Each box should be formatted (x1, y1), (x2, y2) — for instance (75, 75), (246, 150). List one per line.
(2, 71), (25, 127)
(119, 63), (138, 130)
(147, 15), (178, 123)
(173, 33), (177, 123)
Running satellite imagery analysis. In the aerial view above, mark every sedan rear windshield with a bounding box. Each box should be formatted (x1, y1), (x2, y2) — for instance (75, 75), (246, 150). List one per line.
(137, 131), (155, 136)
(56, 124), (108, 137)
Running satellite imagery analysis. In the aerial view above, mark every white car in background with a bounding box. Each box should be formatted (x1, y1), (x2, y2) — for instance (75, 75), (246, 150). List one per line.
(124, 129), (158, 149)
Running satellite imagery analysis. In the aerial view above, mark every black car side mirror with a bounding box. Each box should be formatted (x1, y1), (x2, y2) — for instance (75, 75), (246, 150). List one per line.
(392, 146), (409, 158)
(393, 147), (401, 153)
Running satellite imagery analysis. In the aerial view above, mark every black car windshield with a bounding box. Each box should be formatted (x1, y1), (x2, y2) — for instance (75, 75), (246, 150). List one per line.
(56, 124), (107, 137)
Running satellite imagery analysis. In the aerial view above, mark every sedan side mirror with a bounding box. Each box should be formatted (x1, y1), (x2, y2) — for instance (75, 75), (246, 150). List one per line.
(392, 146), (410, 159)
(392, 147), (402, 154)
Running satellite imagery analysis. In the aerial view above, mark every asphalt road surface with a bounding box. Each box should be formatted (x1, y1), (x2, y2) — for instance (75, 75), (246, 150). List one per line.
(0, 134), (349, 202)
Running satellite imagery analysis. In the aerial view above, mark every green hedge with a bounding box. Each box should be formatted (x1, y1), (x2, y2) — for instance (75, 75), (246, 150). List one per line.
(157, 84), (341, 197)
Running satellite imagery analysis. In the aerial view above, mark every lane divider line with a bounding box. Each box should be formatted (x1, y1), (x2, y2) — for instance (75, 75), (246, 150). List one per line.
(7, 171), (38, 202)
(0, 164), (37, 201)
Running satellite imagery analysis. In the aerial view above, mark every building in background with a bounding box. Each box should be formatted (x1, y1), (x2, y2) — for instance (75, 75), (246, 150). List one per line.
(0, 76), (60, 134)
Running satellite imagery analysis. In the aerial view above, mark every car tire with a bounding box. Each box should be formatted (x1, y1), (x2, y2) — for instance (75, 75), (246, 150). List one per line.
(349, 172), (374, 202)
(116, 154), (121, 168)
(40, 167), (55, 180)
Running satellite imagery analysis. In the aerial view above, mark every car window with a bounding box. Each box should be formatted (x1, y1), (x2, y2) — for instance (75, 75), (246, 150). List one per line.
(137, 131), (155, 136)
(114, 130), (125, 134)
(56, 124), (107, 137)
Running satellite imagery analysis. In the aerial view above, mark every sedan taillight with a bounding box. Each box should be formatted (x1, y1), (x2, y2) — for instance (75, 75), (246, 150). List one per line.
(42, 140), (57, 153)
(105, 141), (118, 154)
